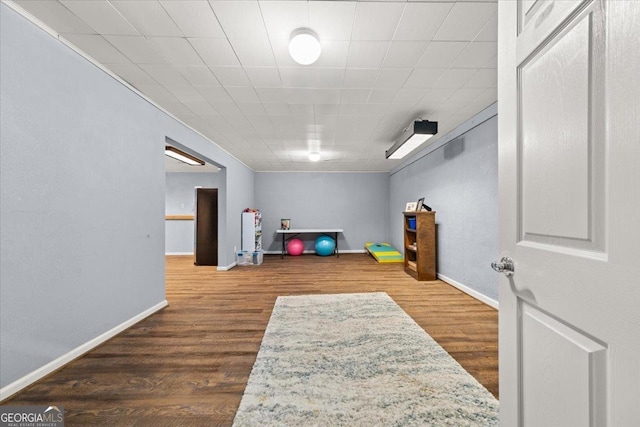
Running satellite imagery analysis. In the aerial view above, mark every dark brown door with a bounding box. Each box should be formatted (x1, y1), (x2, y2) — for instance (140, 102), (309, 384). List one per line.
(194, 188), (218, 266)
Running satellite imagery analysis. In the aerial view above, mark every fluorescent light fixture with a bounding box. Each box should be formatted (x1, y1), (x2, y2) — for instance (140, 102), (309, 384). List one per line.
(165, 146), (204, 166)
(289, 28), (321, 65)
(309, 152), (321, 162)
(385, 120), (438, 159)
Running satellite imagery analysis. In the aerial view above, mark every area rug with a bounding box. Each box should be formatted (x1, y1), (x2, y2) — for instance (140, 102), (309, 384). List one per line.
(233, 292), (498, 426)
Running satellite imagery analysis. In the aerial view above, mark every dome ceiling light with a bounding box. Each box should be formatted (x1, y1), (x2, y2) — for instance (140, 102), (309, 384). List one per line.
(289, 28), (321, 65)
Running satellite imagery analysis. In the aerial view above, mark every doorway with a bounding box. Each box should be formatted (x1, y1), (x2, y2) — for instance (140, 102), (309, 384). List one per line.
(195, 188), (218, 266)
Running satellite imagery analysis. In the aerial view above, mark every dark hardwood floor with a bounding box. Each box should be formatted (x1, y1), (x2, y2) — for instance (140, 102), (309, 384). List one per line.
(4, 254), (498, 426)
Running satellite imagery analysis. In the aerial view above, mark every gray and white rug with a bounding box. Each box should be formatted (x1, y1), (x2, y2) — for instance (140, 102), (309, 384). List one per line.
(233, 292), (498, 426)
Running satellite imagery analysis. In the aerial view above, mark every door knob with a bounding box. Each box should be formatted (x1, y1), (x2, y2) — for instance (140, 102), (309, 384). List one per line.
(491, 256), (514, 277)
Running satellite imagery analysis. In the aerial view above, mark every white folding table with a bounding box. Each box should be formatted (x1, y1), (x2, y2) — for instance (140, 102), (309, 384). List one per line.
(275, 228), (344, 258)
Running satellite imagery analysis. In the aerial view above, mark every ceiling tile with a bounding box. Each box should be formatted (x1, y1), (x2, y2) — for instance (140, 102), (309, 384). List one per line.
(460, 99), (495, 115)
(475, 87), (498, 104)
(62, 34), (129, 63)
(474, 13), (498, 42)
(60, 0), (139, 35)
(340, 89), (371, 104)
(104, 35), (167, 64)
(226, 86), (261, 103)
(315, 104), (340, 116)
(382, 42), (428, 68)
(110, 1), (182, 37)
(419, 88), (457, 104)
(403, 68), (447, 88)
(432, 68), (477, 89)
(309, 1), (356, 41)
(210, 66), (251, 86)
(238, 103), (267, 116)
(311, 88), (342, 104)
(199, 86), (233, 103)
(189, 38), (239, 66)
(339, 104), (366, 116)
(450, 42), (498, 68)
(229, 38), (276, 67)
(441, 87), (487, 111)
(214, 103), (246, 122)
(260, 0), (308, 42)
(161, 101), (192, 116)
(139, 64), (189, 85)
(166, 85), (207, 103)
(245, 67), (282, 87)
(415, 41), (469, 69)
(368, 88), (397, 104)
(256, 88), (288, 104)
(433, 2), (498, 41)
(374, 68), (412, 89)
(347, 41), (390, 68)
(175, 66), (220, 86)
(263, 103), (290, 116)
(160, 1), (225, 38)
(482, 55), (497, 69)
(463, 68), (497, 88)
(14, 0), (94, 34)
(443, 87), (485, 107)
(393, 2), (453, 41)
(148, 37), (204, 66)
(134, 84), (179, 104)
(280, 68), (344, 89)
(351, 2), (405, 41)
(105, 62), (157, 86)
(282, 88), (310, 104)
(343, 69), (378, 89)
(182, 99), (218, 115)
(393, 87), (428, 105)
(309, 40), (350, 68)
(208, 0), (268, 39)
(363, 103), (390, 116)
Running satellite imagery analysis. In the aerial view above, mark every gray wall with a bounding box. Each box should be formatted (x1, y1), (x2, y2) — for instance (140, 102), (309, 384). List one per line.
(255, 172), (389, 253)
(165, 172), (219, 254)
(389, 112), (499, 301)
(0, 5), (253, 390)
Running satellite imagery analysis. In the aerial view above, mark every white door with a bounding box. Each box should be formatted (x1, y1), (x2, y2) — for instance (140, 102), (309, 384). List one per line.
(497, 1), (640, 426)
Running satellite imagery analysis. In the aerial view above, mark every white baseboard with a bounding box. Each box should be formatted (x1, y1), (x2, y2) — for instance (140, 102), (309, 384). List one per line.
(0, 300), (168, 402)
(165, 252), (193, 256)
(263, 249), (366, 255)
(217, 262), (237, 271)
(437, 274), (499, 310)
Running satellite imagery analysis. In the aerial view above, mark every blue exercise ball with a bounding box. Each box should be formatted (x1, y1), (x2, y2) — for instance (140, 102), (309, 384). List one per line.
(315, 235), (336, 256)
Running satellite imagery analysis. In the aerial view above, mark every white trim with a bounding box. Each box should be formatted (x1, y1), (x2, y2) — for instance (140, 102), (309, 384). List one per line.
(0, 300), (168, 402)
(217, 262), (237, 271)
(165, 252), (194, 256)
(438, 274), (499, 310)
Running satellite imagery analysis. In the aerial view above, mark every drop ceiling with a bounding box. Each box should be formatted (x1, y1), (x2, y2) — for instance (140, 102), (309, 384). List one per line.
(11, 0), (498, 172)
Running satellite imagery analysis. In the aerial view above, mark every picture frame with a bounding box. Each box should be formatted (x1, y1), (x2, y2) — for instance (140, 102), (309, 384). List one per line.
(280, 219), (290, 230)
(405, 202), (417, 212)
(416, 197), (425, 211)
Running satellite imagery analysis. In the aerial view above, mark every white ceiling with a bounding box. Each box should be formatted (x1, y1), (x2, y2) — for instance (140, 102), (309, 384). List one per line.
(12, 0), (498, 172)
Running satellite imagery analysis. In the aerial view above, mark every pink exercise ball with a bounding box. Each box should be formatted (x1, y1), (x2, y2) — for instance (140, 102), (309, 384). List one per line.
(287, 238), (304, 256)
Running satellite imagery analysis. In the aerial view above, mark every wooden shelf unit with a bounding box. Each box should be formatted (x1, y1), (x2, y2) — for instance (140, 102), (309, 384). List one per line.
(403, 211), (436, 281)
